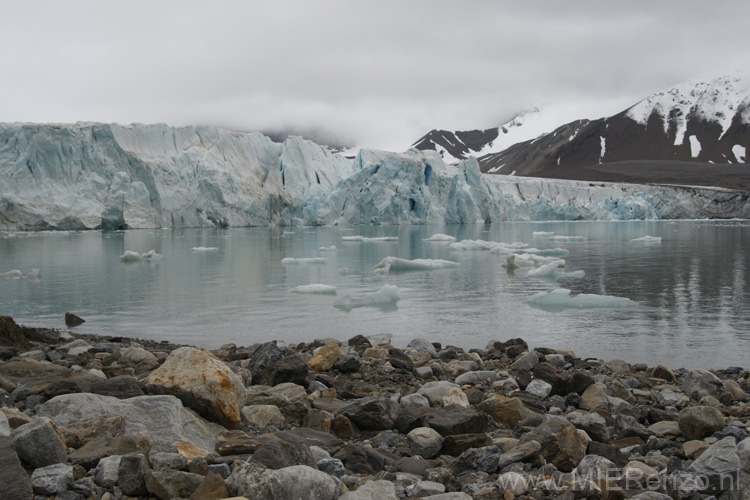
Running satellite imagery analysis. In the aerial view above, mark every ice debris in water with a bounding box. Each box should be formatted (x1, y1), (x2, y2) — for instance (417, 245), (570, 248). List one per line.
(374, 256), (460, 273)
(450, 239), (528, 252)
(281, 257), (327, 265)
(527, 259), (585, 281)
(548, 235), (587, 242)
(342, 236), (399, 242)
(631, 235), (662, 243)
(333, 285), (400, 311)
(502, 253), (535, 269)
(319, 245), (338, 252)
(533, 231), (555, 236)
(1, 268), (40, 279)
(291, 284), (337, 294)
(119, 250), (161, 263)
(527, 288), (638, 309)
(423, 233), (457, 242)
(191, 246), (219, 251)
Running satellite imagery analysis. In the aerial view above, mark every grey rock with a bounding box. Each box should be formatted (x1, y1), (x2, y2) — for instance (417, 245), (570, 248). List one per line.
(207, 462), (232, 479)
(318, 457), (346, 477)
(249, 438), (316, 470)
(246, 342), (286, 381)
(408, 339), (437, 358)
(681, 368), (725, 401)
(656, 388), (690, 409)
(687, 436), (741, 494)
(573, 454), (618, 483)
(245, 382), (310, 421)
(68, 435), (138, 470)
(256, 353), (309, 386)
(335, 352), (363, 372)
(339, 479), (398, 500)
(144, 468), (204, 499)
(408, 480), (446, 497)
(497, 471), (530, 495)
(407, 427), (444, 459)
(450, 445), (500, 476)
(226, 462), (345, 500)
(678, 405), (725, 441)
(569, 411), (609, 443)
(400, 392), (430, 409)
(0, 435), (33, 500)
(454, 370), (498, 386)
(510, 351), (538, 372)
(665, 470), (705, 499)
(713, 425), (749, 443)
(497, 440), (542, 469)
(0, 411), (9, 436)
(31, 463), (74, 495)
(11, 416), (68, 467)
(337, 397), (400, 431)
(371, 430), (400, 449)
(525, 379), (553, 398)
(94, 455), (121, 488)
(39, 393), (223, 452)
(118, 452), (150, 497)
(150, 451), (188, 471)
(738, 437), (750, 473)
(415, 366), (433, 379)
(333, 443), (399, 474)
(417, 381), (467, 407)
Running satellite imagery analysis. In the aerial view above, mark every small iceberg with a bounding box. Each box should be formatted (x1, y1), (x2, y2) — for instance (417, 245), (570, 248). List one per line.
(528, 288), (638, 310)
(631, 235), (662, 243)
(548, 235), (587, 242)
(291, 284), (337, 294)
(374, 256), (460, 273)
(342, 236), (399, 242)
(120, 250), (161, 263)
(1, 268), (40, 279)
(424, 233), (457, 242)
(528, 259), (585, 281)
(449, 239), (495, 251)
(191, 246), (219, 251)
(281, 257), (327, 265)
(319, 245), (338, 252)
(502, 253), (535, 270)
(334, 285), (400, 312)
(533, 231), (555, 237)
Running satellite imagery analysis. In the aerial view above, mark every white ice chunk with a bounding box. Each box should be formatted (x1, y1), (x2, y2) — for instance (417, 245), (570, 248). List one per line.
(374, 256), (460, 273)
(528, 259), (566, 279)
(532, 231), (555, 237)
(732, 144), (746, 162)
(120, 249), (161, 263)
(522, 247), (570, 257)
(291, 284), (337, 294)
(333, 284), (400, 311)
(319, 245), (338, 252)
(342, 236), (399, 242)
(283, 231), (296, 236)
(1, 270), (23, 279)
(281, 257), (327, 265)
(449, 239), (496, 251)
(631, 235), (662, 243)
(689, 135), (702, 158)
(547, 235), (586, 242)
(527, 288), (638, 309)
(502, 253), (535, 269)
(191, 246), (219, 251)
(424, 233), (457, 242)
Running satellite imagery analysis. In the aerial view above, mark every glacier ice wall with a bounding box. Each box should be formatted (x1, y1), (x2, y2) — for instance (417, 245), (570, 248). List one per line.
(0, 123), (747, 230)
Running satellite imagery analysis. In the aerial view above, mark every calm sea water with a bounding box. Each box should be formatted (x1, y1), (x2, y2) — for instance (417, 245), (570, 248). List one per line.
(1, 221), (749, 369)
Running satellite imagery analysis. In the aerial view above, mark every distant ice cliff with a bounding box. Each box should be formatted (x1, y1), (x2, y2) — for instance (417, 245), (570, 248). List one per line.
(0, 122), (747, 230)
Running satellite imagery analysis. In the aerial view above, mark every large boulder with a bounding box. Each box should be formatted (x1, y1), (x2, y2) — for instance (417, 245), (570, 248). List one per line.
(0, 435), (33, 499)
(246, 383), (310, 422)
(337, 397), (400, 431)
(477, 395), (536, 429)
(687, 436), (741, 495)
(308, 344), (341, 372)
(226, 462), (345, 500)
(678, 406), (725, 441)
(255, 354), (309, 386)
(518, 417), (588, 472)
(417, 381), (470, 408)
(246, 342), (286, 382)
(407, 427), (444, 459)
(30, 463), (74, 496)
(144, 347), (246, 428)
(681, 369), (726, 401)
(38, 393), (223, 452)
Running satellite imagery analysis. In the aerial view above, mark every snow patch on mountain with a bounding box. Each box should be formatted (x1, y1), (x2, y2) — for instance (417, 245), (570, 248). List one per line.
(626, 70), (750, 142)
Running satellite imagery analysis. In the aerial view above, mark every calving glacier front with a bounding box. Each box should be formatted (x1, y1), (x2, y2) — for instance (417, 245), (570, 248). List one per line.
(0, 123), (747, 230)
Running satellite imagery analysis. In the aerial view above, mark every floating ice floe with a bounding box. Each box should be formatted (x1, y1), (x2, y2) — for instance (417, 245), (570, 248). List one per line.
(527, 288), (638, 309)
(342, 236), (399, 242)
(291, 284), (337, 294)
(631, 235), (662, 243)
(333, 285), (400, 311)
(532, 231), (555, 237)
(423, 233), (457, 242)
(374, 256), (460, 273)
(502, 253), (535, 269)
(548, 235), (587, 242)
(319, 245), (338, 252)
(451, 239), (529, 253)
(120, 250), (161, 263)
(527, 259), (586, 281)
(1, 268), (40, 279)
(281, 257), (327, 265)
(191, 246), (219, 251)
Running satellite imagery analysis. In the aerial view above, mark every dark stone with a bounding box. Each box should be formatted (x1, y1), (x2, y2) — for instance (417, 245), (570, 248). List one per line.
(441, 433), (493, 457)
(43, 379), (81, 399)
(388, 347), (414, 371)
(318, 458), (346, 477)
(89, 376), (144, 399)
(712, 425), (749, 443)
(422, 405), (488, 436)
(517, 418), (587, 473)
(0, 435), (33, 500)
(249, 439), (316, 470)
(648, 408), (679, 423)
(463, 388), (483, 405)
(65, 313), (86, 327)
(505, 344), (527, 359)
(450, 445), (500, 476)
(396, 457), (439, 477)
(54, 491), (85, 500)
(567, 371), (596, 394)
(587, 441), (629, 467)
(346, 335), (372, 355)
(336, 397), (399, 431)
(0, 316), (59, 349)
(255, 354), (308, 386)
(0, 346), (18, 361)
(394, 407), (426, 434)
(532, 362), (571, 396)
(118, 453), (150, 497)
(0, 388), (13, 408)
(333, 443), (398, 474)
(207, 463), (231, 479)
(246, 342), (285, 382)
(370, 430), (400, 449)
(436, 348), (459, 362)
(333, 352), (362, 373)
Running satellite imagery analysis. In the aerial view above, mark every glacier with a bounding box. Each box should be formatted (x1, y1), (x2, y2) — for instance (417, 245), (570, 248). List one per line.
(1, 122), (748, 231)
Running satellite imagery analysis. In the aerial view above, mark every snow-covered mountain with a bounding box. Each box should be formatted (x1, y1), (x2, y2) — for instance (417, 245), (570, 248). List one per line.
(1, 121), (747, 230)
(432, 71), (750, 184)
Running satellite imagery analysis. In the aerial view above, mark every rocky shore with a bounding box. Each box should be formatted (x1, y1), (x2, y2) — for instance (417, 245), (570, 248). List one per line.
(1, 315), (749, 500)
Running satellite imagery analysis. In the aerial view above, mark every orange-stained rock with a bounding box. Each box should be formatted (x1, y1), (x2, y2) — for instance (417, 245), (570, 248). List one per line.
(145, 347), (245, 428)
(308, 343), (341, 372)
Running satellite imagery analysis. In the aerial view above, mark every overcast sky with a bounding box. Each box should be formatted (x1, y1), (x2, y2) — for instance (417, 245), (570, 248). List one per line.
(2, 1), (748, 151)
